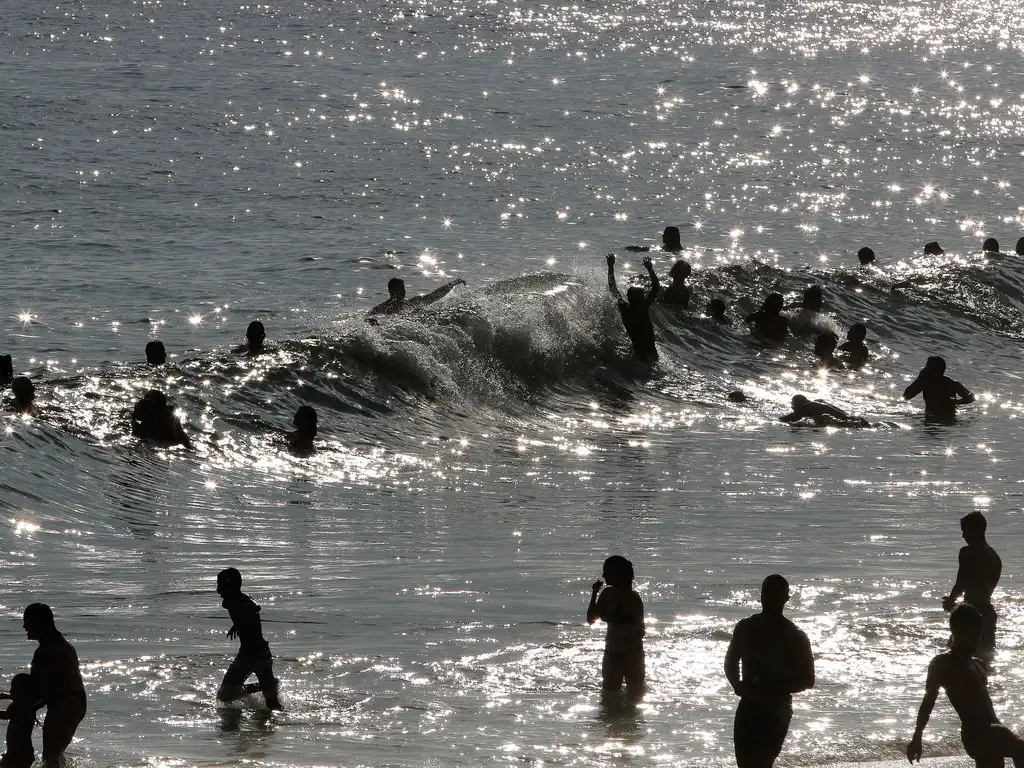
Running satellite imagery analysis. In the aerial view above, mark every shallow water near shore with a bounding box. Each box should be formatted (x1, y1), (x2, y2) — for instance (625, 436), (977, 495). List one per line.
(2, 0), (1024, 765)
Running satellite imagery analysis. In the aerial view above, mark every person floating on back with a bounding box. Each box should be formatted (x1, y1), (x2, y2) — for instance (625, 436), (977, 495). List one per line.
(906, 604), (1024, 765)
(662, 226), (682, 252)
(0, 356), (12, 386)
(0, 673), (36, 768)
(606, 254), (660, 364)
(813, 333), (844, 371)
(131, 390), (191, 448)
(145, 341), (167, 366)
(857, 247), (876, 265)
(780, 395), (868, 427)
(744, 294), (788, 344)
(587, 556), (645, 701)
(662, 260), (691, 308)
(369, 276), (466, 317)
(725, 575), (814, 768)
(943, 511), (1001, 650)
(708, 298), (732, 325)
(903, 356), (974, 421)
(216, 568), (283, 711)
(287, 405), (317, 455)
(838, 323), (869, 368)
(10, 378), (34, 416)
(22, 604), (87, 765)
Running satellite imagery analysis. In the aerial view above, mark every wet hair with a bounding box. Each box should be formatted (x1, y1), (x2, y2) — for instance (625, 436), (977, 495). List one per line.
(626, 286), (645, 304)
(11, 377), (34, 402)
(791, 394), (810, 408)
(857, 247), (875, 265)
(923, 241), (944, 256)
(1017, 237), (1024, 256)
(669, 260), (691, 280)
(847, 322), (867, 342)
(662, 226), (682, 251)
(727, 390), (747, 403)
(815, 332), (838, 354)
(9, 673), (32, 700)
(145, 340), (166, 365)
(246, 320), (266, 342)
(23, 603), (55, 630)
(760, 574), (790, 607)
(387, 277), (406, 298)
(0, 355), (12, 381)
(603, 555), (634, 585)
(949, 602), (983, 632)
(983, 238), (999, 253)
(763, 293), (784, 314)
(926, 355), (946, 375)
(960, 510), (987, 534)
(294, 405), (318, 436)
(217, 567), (242, 589)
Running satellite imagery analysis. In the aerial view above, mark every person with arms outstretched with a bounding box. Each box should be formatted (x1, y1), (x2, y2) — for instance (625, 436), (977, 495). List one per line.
(216, 568), (283, 711)
(369, 276), (465, 317)
(587, 556), (645, 701)
(903, 356), (974, 421)
(907, 603), (1024, 765)
(943, 511), (1002, 649)
(725, 574), (814, 768)
(606, 253), (660, 364)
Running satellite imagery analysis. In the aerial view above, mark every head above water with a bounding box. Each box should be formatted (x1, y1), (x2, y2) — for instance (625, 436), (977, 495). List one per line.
(847, 322), (867, 342)
(388, 277), (407, 300)
(11, 377), (34, 404)
(727, 390), (747, 403)
(246, 320), (266, 346)
(217, 567), (243, 594)
(949, 602), (983, 653)
(983, 237), (999, 253)
(145, 340), (166, 365)
(23, 603), (56, 639)
(760, 574), (790, 612)
(626, 286), (645, 305)
(923, 241), (944, 256)
(761, 293), (784, 315)
(857, 246), (876, 265)
(791, 394), (810, 410)
(925, 355), (946, 376)
(662, 226), (682, 252)
(669, 260), (691, 281)
(814, 332), (838, 355)
(802, 285), (823, 310)
(294, 405), (318, 435)
(960, 510), (987, 541)
(602, 555), (634, 586)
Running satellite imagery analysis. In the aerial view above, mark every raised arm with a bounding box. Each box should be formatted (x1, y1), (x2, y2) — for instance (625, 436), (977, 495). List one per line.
(606, 254), (624, 303)
(587, 580), (603, 625)
(642, 256), (660, 305)
(410, 278), (466, 308)
(903, 372), (925, 401)
(907, 660), (942, 763)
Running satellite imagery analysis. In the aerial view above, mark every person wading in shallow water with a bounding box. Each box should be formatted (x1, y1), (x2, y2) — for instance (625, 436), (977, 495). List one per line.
(606, 253), (660, 364)
(725, 575), (815, 768)
(903, 355), (974, 422)
(942, 511), (1002, 650)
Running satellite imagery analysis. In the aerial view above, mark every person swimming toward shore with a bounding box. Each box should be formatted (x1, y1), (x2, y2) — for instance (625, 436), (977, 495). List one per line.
(903, 356), (974, 421)
(838, 323), (869, 368)
(906, 604), (1024, 766)
(131, 390), (191, 447)
(745, 294), (788, 343)
(708, 298), (732, 325)
(812, 333), (844, 371)
(780, 395), (868, 427)
(661, 260), (691, 308)
(146, 341), (167, 366)
(606, 253), (660, 364)
(287, 405), (318, 455)
(943, 511), (1001, 650)
(10, 378), (34, 416)
(587, 556), (645, 701)
(369, 276), (466, 317)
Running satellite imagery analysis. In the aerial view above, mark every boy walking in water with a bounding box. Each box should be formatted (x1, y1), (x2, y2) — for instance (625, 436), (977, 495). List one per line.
(943, 511), (1002, 650)
(907, 603), (1024, 765)
(587, 556), (645, 700)
(216, 568), (283, 710)
(725, 574), (815, 768)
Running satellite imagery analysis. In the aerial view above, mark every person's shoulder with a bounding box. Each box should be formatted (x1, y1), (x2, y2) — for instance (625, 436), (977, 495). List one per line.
(927, 651), (953, 674)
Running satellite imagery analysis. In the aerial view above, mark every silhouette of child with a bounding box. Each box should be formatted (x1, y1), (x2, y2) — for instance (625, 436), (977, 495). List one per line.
(0, 674), (35, 768)
(216, 568), (283, 710)
(587, 556), (645, 700)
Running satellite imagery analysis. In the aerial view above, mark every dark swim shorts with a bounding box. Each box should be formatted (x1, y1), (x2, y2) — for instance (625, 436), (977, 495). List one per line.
(734, 697), (792, 761)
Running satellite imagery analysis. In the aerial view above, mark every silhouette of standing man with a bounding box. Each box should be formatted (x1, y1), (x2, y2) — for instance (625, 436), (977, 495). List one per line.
(21, 604), (86, 765)
(943, 511), (1002, 649)
(725, 575), (814, 768)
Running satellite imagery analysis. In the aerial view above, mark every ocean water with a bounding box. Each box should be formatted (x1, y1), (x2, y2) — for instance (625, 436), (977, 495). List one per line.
(2, 0), (1024, 765)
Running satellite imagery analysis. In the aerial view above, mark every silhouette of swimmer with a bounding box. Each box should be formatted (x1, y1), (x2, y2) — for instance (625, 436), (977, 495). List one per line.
(709, 298), (733, 325)
(662, 226), (682, 253)
(943, 511), (1001, 650)
(587, 556), (645, 701)
(1017, 237), (1024, 256)
(131, 390), (191, 447)
(242, 321), (266, 356)
(906, 604), (1024, 765)
(661, 260), (691, 308)
(728, 391), (748, 403)
(606, 253), (660, 364)
(813, 333), (844, 371)
(10, 378), (34, 416)
(0, 673), (36, 768)
(21, 603), (86, 764)
(780, 395), (868, 427)
(287, 405), (317, 454)
(791, 285), (823, 312)
(903, 356), (974, 421)
(369, 276), (466, 317)
(145, 340), (166, 366)
(838, 323), (869, 369)
(923, 241), (944, 256)
(216, 568), (283, 711)
(857, 247), (876, 265)
(725, 574), (814, 768)
(982, 237), (999, 253)
(0, 356), (12, 386)
(744, 294), (789, 343)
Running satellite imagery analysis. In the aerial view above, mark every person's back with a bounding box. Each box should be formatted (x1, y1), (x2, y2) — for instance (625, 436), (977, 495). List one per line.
(838, 323), (869, 368)
(0, 673), (36, 768)
(10, 378), (34, 415)
(904, 356), (974, 419)
(606, 254), (660, 363)
(746, 294), (788, 343)
(857, 247), (876, 266)
(813, 333), (843, 370)
(287, 405), (318, 454)
(145, 341), (167, 366)
(662, 260), (691, 308)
